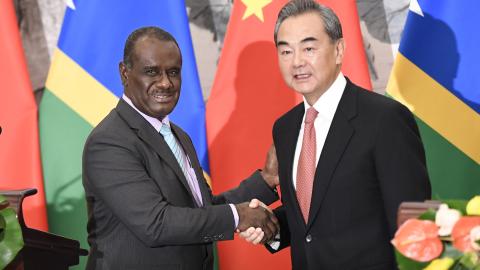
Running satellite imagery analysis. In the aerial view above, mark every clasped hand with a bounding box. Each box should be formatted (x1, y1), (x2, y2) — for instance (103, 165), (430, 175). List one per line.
(235, 199), (278, 244)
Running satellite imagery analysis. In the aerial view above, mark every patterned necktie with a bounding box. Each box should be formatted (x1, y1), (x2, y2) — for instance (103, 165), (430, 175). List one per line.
(160, 123), (202, 206)
(296, 107), (318, 223)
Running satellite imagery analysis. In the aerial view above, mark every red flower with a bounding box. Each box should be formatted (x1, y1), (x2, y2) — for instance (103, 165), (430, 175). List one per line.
(451, 217), (480, 252)
(391, 219), (443, 262)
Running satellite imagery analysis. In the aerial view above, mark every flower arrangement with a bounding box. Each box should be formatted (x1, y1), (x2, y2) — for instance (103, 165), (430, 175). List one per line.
(392, 196), (480, 270)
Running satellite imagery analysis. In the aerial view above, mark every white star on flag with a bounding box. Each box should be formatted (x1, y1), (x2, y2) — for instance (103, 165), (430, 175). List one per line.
(409, 0), (424, 17)
(65, 0), (76, 10)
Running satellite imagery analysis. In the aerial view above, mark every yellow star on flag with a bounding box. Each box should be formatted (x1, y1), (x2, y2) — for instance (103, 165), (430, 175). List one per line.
(241, 0), (272, 22)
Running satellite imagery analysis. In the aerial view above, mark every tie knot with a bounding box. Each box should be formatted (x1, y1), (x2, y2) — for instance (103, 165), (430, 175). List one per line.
(305, 107), (318, 124)
(159, 123), (172, 136)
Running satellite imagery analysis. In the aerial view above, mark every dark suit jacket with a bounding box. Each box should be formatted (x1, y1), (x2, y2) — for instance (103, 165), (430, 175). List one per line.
(270, 79), (431, 270)
(82, 99), (278, 270)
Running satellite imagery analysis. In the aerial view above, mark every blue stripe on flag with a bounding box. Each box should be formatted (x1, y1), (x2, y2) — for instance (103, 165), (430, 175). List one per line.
(399, 0), (480, 113)
(57, 0), (210, 172)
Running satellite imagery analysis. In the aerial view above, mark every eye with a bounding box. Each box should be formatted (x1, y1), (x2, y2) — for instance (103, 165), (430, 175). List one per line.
(280, 49), (292, 56)
(305, 47), (315, 52)
(168, 69), (180, 77)
(145, 69), (157, 76)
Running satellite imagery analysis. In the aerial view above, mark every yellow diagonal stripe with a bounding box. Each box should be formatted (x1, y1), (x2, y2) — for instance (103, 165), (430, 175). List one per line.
(45, 48), (118, 127)
(387, 53), (480, 164)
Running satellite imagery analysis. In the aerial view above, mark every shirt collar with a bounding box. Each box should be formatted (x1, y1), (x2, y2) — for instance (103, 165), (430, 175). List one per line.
(122, 94), (169, 132)
(303, 72), (346, 121)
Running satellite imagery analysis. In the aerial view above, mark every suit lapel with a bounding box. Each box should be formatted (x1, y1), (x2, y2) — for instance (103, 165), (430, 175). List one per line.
(115, 100), (196, 202)
(307, 81), (357, 230)
(280, 104), (308, 230)
(170, 123), (210, 206)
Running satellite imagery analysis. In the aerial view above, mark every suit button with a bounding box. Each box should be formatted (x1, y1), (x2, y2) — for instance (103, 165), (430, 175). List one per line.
(306, 234), (312, 243)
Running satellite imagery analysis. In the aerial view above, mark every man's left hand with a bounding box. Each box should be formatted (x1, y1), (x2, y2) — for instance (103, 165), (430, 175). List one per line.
(261, 144), (279, 189)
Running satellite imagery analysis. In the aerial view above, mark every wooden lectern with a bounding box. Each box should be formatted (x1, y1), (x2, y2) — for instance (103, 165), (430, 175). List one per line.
(397, 200), (442, 227)
(1, 188), (88, 270)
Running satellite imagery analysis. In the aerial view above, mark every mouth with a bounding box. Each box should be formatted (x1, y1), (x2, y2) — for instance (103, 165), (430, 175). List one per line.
(293, 73), (311, 81)
(151, 91), (175, 103)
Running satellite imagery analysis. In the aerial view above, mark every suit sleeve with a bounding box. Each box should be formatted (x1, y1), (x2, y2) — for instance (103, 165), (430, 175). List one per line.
(264, 119), (292, 253)
(211, 171), (278, 205)
(374, 102), (431, 237)
(264, 205), (291, 253)
(179, 131), (279, 206)
(83, 132), (236, 247)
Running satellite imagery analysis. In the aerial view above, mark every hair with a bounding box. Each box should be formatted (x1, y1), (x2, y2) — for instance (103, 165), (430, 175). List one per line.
(123, 26), (180, 68)
(274, 0), (343, 45)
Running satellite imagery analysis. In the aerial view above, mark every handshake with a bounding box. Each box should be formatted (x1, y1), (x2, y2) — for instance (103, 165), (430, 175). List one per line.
(235, 199), (278, 245)
(233, 144), (279, 245)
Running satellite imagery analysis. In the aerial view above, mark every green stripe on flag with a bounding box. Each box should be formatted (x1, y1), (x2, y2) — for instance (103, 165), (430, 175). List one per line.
(39, 89), (93, 270)
(416, 116), (480, 200)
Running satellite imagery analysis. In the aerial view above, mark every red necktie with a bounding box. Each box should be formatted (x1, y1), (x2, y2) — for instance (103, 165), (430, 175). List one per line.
(296, 107), (318, 223)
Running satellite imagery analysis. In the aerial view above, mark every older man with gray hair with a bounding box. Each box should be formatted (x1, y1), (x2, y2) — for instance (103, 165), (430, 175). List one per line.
(240, 0), (431, 269)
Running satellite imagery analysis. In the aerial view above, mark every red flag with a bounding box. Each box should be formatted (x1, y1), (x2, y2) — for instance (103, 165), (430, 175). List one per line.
(0, 0), (48, 231)
(206, 0), (370, 269)
(324, 0), (371, 88)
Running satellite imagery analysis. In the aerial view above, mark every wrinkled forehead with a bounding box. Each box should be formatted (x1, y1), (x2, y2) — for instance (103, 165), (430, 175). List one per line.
(277, 13), (327, 45)
(131, 37), (182, 65)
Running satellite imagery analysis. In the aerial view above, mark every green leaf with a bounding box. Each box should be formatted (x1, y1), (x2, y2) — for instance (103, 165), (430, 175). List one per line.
(442, 243), (464, 259)
(458, 252), (479, 269)
(451, 263), (472, 270)
(395, 250), (429, 270)
(419, 208), (437, 221)
(0, 198), (24, 269)
(0, 212), (5, 231)
(0, 195), (9, 211)
(444, 200), (468, 215)
(0, 196), (6, 234)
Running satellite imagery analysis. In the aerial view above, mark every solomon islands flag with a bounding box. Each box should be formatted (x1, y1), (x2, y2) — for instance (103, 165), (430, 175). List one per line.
(39, 1), (209, 269)
(387, 0), (480, 199)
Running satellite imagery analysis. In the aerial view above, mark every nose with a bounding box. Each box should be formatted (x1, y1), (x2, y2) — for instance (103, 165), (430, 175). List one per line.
(293, 50), (305, 68)
(156, 73), (172, 89)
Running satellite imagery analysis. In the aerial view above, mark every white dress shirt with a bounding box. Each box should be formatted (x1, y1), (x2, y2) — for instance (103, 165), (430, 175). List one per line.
(269, 73), (346, 250)
(292, 73), (346, 189)
(122, 95), (239, 227)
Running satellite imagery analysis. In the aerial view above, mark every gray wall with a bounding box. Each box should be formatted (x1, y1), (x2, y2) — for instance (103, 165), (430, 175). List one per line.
(15, 0), (409, 99)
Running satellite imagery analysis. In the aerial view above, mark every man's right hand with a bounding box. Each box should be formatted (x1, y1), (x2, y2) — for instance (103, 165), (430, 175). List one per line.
(235, 200), (279, 243)
(238, 199), (277, 244)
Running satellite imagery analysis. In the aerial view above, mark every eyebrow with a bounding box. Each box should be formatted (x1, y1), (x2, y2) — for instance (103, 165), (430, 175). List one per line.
(276, 36), (318, 47)
(277, 40), (289, 47)
(143, 65), (158, 70)
(301, 37), (318, 43)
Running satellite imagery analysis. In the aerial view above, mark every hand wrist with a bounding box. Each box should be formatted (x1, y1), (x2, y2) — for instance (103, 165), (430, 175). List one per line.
(260, 170), (277, 189)
(230, 204), (239, 229)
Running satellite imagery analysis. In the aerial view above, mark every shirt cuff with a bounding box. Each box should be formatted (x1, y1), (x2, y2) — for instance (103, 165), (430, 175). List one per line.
(267, 233), (281, 250)
(229, 204), (239, 229)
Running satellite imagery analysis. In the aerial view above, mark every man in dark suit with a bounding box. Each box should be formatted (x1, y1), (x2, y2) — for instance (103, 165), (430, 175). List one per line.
(240, 1), (431, 269)
(82, 26), (279, 270)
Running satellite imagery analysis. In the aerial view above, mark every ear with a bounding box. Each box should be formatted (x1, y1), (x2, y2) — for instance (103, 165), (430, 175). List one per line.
(335, 38), (345, 65)
(119, 62), (128, 87)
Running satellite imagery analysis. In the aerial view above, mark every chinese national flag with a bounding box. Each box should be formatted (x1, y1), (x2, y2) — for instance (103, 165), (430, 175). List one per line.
(0, 0), (48, 231)
(206, 0), (370, 269)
